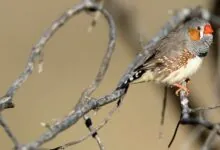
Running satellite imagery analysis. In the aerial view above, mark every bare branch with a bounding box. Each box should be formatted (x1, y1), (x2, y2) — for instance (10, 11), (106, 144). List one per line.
(79, 1), (115, 148)
(0, 2), (87, 111)
(17, 2), (117, 149)
(179, 91), (219, 133)
(22, 88), (123, 149)
(158, 86), (168, 139)
(50, 102), (118, 150)
(78, 1), (116, 104)
(83, 115), (105, 150)
(161, 86), (168, 126)
(191, 104), (220, 112)
(167, 81), (220, 148)
(0, 114), (19, 148)
(202, 125), (220, 150)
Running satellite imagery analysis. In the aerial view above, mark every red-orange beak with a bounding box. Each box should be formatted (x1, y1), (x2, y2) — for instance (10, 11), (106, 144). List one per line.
(204, 24), (213, 34)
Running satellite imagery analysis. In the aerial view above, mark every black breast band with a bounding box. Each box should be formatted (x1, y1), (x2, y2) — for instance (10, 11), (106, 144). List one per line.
(198, 52), (208, 57)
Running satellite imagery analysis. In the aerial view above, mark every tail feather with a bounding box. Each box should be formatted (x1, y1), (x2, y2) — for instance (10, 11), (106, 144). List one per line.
(116, 82), (129, 107)
(116, 69), (146, 106)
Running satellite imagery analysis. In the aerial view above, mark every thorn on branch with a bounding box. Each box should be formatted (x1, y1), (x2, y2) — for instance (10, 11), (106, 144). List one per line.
(40, 122), (53, 131)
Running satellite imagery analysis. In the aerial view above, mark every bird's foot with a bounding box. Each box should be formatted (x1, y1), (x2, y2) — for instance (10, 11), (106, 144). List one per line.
(173, 83), (190, 96)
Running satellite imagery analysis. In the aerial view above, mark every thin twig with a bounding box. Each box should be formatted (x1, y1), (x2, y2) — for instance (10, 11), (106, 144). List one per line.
(50, 104), (118, 150)
(77, 0), (116, 106)
(81, 1), (116, 149)
(21, 89), (124, 149)
(0, 2), (87, 111)
(161, 86), (168, 125)
(0, 114), (19, 148)
(191, 104), (220, 112)
(168, 120), (181, 148)
(19, 2), (117, 149)
(87, 0), (105, 32)
(158, 86), (168, 139)
(169, 81), (220, 147)
(202, 124), (220, 150)
(83, 115), (105, 150)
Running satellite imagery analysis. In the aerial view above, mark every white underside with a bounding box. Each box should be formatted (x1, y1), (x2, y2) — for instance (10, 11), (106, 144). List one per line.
(133, 56), (203, 85)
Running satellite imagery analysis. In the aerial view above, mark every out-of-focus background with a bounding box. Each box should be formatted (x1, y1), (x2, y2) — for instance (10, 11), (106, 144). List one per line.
(0, 0), (219, 149)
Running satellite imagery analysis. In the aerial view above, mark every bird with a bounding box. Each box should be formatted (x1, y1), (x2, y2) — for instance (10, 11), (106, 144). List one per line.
(118, 18), (213, 96)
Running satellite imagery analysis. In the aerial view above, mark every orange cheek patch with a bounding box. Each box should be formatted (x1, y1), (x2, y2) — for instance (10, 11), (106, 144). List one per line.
(188, 29), (200, 41)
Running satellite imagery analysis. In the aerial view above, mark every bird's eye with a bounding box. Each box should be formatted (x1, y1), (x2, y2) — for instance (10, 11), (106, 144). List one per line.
(197, 26), (201, 30)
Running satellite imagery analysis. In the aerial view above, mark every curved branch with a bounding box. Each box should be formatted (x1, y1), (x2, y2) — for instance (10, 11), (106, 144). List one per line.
(18, 2), (117, 149)
(78, 0), (116, 103)
(0, 2), (86, 111)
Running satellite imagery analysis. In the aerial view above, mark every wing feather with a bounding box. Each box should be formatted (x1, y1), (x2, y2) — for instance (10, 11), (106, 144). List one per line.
(134, 30), (186, 73)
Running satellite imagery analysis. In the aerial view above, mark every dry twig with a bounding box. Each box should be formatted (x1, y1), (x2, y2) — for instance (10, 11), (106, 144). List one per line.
(0, 114), (19, 148)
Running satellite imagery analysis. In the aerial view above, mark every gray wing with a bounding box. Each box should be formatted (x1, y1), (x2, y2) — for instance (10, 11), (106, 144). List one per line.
(134, 30), (186, 73)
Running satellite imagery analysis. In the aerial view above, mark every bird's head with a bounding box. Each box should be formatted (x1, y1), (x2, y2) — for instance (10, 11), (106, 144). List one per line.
(184, 18), (213, 57)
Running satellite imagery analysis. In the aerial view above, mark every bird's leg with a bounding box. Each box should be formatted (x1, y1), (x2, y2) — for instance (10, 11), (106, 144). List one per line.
(173, 79), (190, 96)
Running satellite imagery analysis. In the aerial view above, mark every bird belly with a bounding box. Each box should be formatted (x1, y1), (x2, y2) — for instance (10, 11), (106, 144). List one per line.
(159, 56), (203, 85)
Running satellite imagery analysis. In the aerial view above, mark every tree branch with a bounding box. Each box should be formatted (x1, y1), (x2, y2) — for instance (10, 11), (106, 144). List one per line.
(0, 114), (19, 148)
(0, 2), (87, 111)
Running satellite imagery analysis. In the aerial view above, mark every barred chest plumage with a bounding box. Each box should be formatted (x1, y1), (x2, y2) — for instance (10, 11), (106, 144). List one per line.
(155, 56), (203, 85)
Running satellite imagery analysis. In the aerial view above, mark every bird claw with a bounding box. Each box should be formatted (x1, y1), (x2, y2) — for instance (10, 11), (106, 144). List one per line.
(175, 87), (190, 96)
(173, 83), (190, 96)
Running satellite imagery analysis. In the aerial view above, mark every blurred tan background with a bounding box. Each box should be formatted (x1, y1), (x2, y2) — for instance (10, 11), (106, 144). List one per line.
(0, 0), (219, 150)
